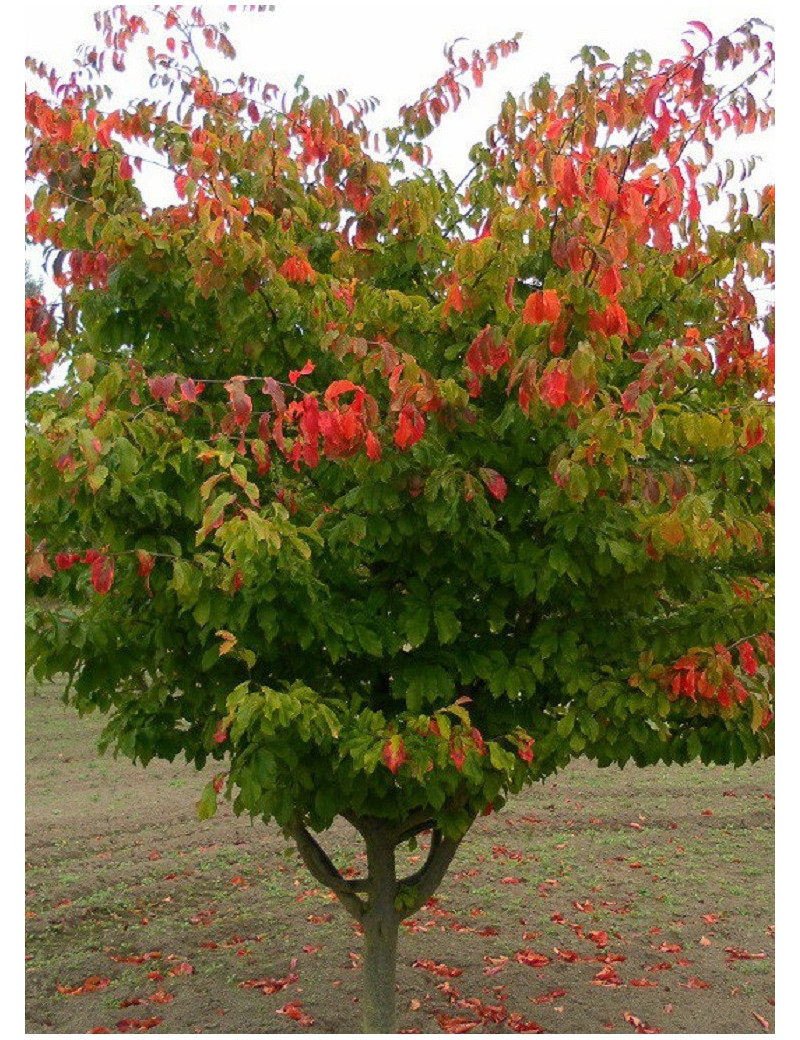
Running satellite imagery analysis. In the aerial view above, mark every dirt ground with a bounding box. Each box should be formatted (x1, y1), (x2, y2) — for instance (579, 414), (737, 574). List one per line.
(25, 679), (775, 1034)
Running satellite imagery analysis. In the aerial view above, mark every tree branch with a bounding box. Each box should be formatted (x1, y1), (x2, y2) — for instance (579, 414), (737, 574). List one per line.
(287, 815), (369, 920)
(395, 827), (465, 918)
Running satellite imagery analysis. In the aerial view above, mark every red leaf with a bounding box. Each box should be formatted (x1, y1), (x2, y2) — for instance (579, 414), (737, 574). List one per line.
(55, 552), (81, 571)
(623, 1011), (662, 1034)
(57, 976), (111, 996)
(506, 1014), (545, 1034)
(382, 736), (407, 775)
(681, 975), (711, 989)
(412, 959), (463, 978)
(288, 360), (315, 385)
(598, 266), (623, 299)
(280, 255), (316, 284)
(115, 1018), (163, 1033)
(118, 156), (133, 180)
(479, 468), (507, 501)
(395, 405), (425, 450)
(724, 947), (765, 962)
(688, 19), (714, 44)
(540, 367), (568, 408)
(515, 950), (551, 967)
(225, 377), (253, 428)
(435, 1014), (478, 1033)
(148, 374), (176, 402)
(442, 281), (465, 316)
(449, 741), (466, 772)
(276, 1001), (314, 1027)
(365, 430), (382, 461)
(180, 377), (203, 402)
(522, 289), (560, 326)
(90, 554), (115, 594)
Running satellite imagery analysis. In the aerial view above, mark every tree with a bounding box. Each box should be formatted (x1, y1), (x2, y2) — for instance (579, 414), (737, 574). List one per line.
(25, 9), (774, 1032)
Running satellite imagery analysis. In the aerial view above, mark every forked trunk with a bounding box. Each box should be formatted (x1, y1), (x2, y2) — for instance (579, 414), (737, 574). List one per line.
(288, 811), (470, 1034)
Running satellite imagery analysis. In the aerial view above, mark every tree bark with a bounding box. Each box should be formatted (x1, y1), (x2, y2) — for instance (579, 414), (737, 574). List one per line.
(360, 908), (400, 1033)
(359, 819), (401, 1034)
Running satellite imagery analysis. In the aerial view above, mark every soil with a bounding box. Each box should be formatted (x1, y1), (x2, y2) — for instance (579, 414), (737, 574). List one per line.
(25, 679), (775, 1034)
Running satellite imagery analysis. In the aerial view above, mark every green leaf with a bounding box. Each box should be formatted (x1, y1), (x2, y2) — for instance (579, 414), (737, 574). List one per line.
(197, 781), (218, 820)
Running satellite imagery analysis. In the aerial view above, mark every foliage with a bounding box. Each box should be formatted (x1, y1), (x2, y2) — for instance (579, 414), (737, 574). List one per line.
(26, 5), (773, 886)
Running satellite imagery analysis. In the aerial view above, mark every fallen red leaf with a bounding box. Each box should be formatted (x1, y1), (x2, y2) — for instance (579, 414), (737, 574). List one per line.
(276, 1001), (315, 1026)
(530, 988), (567, 1004)
(623, 1011), (662, 1034)
(109, 952), (161, 964)
(56, 976), (111, 995)
(436, 1014), (479, 1033)
(412, 958), (463, 977)
(592, 965), (622, 987)
(725, 947), (766, 961)
(629, 978), (659, 988)
(166, 961), (194, 976)
(239, 968), (299, 995)
(681, 976), (711, 989)
(515, 950), (551, 967)
(506, 1012), (545, 1033)
(753, 1012), (770, 1030)
(115, 1018), (163, 1033)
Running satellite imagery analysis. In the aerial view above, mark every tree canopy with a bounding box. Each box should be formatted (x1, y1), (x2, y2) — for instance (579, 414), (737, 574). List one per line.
(26, 9), (774, 1030)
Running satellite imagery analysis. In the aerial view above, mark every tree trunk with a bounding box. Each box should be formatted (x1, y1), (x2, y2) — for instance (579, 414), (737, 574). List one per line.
(361, 910), (400, 1033)
(287, 811), (470, 1033)
(360, 821), (401, 1033)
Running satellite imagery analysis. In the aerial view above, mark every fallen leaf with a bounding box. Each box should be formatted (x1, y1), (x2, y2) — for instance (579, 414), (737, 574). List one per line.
(752, 1013), (769, 1030)
(506, 1012), (545, 1033)
(435, 1013), (478, 1033)
(592, 965), (622, 986)
(515, 950), (551, 967)
(56, 976), (111, 996)
(725, 947), (766, 962)
(276, 1001), (314, 1027)
(623, 1011), (662, 1034)
(412, 959), (463, 978)
(681, 976), (711, 989)
(115, 1019), (162, 1033)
